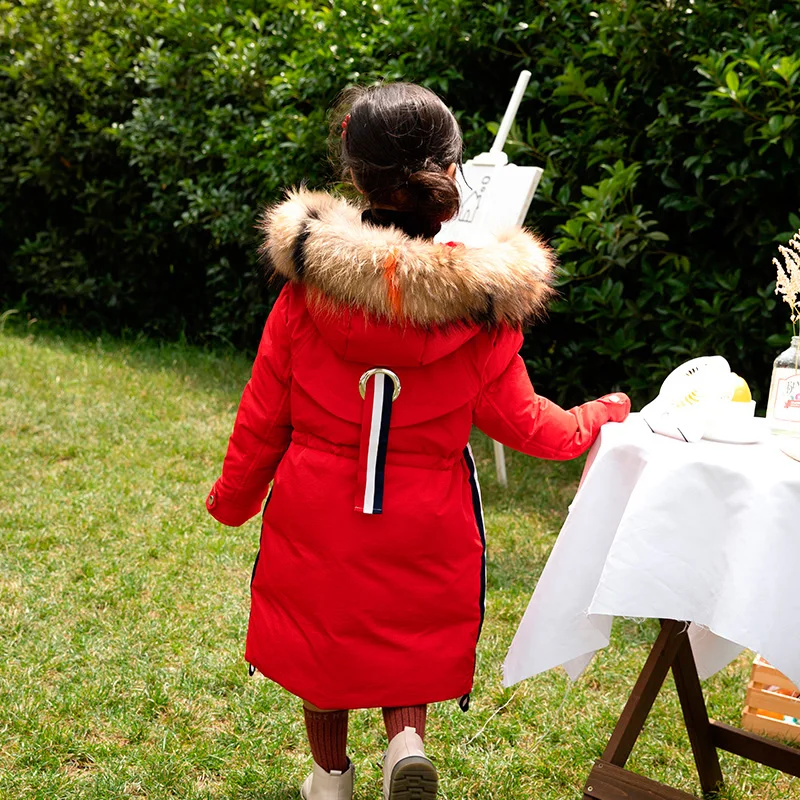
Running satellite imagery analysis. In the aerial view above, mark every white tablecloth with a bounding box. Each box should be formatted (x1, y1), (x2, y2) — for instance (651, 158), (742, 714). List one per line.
(503, 414), (800, 689)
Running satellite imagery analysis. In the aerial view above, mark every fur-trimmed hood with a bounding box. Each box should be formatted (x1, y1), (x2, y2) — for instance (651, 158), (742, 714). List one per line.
(259, 189), (556, 328)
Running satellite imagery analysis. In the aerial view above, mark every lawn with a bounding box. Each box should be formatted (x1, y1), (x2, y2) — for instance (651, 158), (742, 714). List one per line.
(0, 324), (796, 799)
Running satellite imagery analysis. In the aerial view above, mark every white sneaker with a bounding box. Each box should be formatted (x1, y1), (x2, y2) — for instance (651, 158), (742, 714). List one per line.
(300, 760), (354, 800)
(382, 727), (438, 800)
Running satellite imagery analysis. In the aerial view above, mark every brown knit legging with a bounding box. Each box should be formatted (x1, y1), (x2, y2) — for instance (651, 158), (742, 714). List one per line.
(303, 701), (427, 773)
(382, 704), (427, 740)
(303, 704), (350, 773)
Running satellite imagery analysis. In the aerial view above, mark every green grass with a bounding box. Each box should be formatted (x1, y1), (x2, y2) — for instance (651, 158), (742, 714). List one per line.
(0, 324), (796, 799)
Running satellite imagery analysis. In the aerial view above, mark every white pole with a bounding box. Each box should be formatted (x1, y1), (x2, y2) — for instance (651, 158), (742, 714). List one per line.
(492, 441), (508, 489)
(493, 439), (508, 487)
(489, 70), (530, 488)
(490, 70), (531, 155)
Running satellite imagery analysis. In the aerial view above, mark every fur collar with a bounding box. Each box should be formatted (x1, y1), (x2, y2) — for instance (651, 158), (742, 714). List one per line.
(259, 189), (556, 327)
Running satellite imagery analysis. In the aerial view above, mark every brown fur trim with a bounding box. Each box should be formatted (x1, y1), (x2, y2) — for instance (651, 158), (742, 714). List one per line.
(258, 188), (556, 326)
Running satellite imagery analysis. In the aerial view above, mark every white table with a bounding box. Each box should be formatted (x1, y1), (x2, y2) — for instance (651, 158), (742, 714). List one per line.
(503, 414), (800, 799)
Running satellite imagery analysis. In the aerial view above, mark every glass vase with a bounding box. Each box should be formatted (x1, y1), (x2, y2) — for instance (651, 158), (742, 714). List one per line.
(766, 335), (800, 436)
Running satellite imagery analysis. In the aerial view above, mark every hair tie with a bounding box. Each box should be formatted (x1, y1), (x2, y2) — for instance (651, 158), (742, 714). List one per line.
(341, 114), (351, 140)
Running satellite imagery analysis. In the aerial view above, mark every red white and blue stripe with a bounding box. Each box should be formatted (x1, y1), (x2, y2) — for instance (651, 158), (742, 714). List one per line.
(355, 370), (397, 515)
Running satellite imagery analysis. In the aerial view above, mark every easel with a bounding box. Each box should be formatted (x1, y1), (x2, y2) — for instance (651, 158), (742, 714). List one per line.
(438, 71), (543, 487)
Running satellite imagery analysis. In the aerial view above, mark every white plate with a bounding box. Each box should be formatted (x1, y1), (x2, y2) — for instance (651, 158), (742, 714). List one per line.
(702, 418), (766, 445)
(778, 438), (800, 462)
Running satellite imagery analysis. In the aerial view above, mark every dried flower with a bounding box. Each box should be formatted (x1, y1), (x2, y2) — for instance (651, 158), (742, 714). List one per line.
(774, 229), (800, 337)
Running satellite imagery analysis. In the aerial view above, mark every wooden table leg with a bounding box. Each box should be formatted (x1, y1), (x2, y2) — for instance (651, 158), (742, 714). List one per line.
(671, 632), (724, 795)
(600, 619), (686, 767)
(584, 620), (705, 799)
(582, 619), (800, 799)
(710, 721), (800, 778)
(584, 761), (698, 800)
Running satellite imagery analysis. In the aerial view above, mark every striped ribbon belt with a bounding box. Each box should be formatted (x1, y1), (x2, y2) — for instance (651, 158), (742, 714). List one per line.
(355, 368), (401, 515)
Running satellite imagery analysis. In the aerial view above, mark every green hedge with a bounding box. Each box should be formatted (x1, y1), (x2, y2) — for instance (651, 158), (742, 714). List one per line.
(2, 0), (799, 404)
(497, 0), (800, 403)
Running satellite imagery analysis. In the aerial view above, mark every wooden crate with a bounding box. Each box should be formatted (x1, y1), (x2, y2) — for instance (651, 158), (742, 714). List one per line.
(741, 655), (800, 744)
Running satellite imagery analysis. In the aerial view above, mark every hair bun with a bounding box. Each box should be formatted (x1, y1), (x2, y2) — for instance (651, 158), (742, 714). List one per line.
(404, 168), (460, 224)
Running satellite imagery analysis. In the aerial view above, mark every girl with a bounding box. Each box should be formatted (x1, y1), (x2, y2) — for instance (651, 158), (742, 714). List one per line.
(206, 82), (630, 800)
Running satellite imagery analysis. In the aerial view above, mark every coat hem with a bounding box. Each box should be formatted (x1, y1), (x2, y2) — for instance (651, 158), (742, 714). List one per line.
(245, 655), (473, 711)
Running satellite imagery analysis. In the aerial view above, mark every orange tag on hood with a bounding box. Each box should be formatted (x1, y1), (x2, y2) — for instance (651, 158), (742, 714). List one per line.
(383, 251), (403, 319)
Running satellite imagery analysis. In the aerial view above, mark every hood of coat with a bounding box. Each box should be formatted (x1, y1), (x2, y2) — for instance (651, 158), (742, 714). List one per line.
(259, 188), (556, 365)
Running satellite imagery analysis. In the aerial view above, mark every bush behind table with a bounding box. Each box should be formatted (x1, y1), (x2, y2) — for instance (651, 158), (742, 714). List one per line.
(2, 0), (799, 405)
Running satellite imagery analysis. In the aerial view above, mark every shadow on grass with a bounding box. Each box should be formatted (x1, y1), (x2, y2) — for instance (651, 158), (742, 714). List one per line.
(0, 318), (255, 402)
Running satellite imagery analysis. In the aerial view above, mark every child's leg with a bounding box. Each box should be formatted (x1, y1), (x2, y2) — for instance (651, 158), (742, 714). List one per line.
(382, 705), (427, 740)
(303, 700), (350, 773)
(381, 705), (436, 800)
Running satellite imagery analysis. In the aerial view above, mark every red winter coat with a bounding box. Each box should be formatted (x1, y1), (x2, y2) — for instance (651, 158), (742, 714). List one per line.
(206, 190), (629, 710)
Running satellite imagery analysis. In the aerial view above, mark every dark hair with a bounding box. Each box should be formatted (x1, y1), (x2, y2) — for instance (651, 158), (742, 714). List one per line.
(332, 83), (462, 238)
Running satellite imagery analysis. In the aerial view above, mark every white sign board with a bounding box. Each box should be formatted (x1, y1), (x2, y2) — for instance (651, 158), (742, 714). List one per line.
(436, 161), (543, 246)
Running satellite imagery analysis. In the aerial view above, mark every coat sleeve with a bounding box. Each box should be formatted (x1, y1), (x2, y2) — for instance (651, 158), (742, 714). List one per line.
(474, 350), (630, 461)
(205, 288), (293, 526)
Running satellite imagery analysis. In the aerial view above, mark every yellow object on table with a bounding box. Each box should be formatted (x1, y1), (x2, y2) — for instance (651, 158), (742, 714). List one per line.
(730, 373), (752, 403)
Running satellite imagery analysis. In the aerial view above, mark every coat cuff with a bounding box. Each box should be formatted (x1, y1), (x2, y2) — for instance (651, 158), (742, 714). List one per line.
(205, 479), (258, 527)
(595, 393), (631, 423)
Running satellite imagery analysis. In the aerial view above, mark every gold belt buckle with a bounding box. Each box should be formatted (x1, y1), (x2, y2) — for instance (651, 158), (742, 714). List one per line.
(359, 368), (401, 401)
